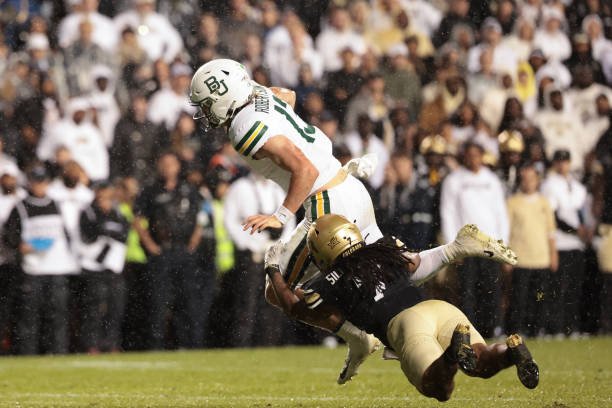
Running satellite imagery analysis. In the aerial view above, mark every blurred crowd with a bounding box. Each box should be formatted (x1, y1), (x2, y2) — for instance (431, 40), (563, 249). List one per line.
(0, 0), (611, 355)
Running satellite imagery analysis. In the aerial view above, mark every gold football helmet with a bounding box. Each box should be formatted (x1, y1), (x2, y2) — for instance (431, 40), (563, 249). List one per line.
(307, 214), (364, 271)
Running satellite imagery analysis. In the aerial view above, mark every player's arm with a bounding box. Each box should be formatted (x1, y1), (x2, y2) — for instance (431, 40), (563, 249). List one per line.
(270, 87), (296, 109)
(243, 135), (319, 234)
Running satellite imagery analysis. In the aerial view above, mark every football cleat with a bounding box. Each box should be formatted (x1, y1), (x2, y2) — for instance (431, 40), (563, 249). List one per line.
(337, 333), (381, 384)
(444, 323), (477, 373)
(506, 334), (539, 389)
(444, 224), (518, 265)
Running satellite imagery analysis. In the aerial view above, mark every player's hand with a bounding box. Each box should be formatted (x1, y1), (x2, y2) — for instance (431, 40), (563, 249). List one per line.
(242, 214), (282, 235)
(264, 240), (284, 271)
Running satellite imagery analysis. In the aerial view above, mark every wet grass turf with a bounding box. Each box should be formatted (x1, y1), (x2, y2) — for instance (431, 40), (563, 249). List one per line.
(0, 336), (610, 407)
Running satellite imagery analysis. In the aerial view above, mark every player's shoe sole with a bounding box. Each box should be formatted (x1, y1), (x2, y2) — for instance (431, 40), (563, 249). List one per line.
(445, 224), (518, 265)
(506, 334), (539, 389)
(337, 333), (381, 384)
(445, 323), (477, 373)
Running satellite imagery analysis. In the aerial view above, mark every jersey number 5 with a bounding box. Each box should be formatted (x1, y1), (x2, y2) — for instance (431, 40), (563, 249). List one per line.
(273, 95), (316, 143)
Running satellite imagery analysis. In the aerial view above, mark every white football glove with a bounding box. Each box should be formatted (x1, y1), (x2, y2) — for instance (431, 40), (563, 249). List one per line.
(264, 240), (285, 271)
(342, 153), (379, 180)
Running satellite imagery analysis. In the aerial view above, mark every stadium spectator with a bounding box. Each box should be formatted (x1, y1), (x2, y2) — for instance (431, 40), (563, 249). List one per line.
(87, 65), (120, 148)
(433, 0), (473, 48)
(217, 0), (263, 61)
(61, 19), (115, 97)
(78, 181), (129, 353)
(201, 167), (234, 347)
(467, 17), (518, 76)
(186, 12), (227, 68)
(115, 177), (149, 350)
(114, 0), (184, 63)
(4, 164), (76, 354)
(506, 165), (557, 337)
(381, 44), (422, 122)
(541, 150), (589, 337)
(58, 0), (119, 53)
(534, 86), (584, 173)
(496, 130), (526, 197)
(440, 142), (509, 337)
(533, 8), (571, 62)
(147, 63), (195, 131)
(133, 152), (203, 349)
(47, 160), (94, 262)
(316, 6), (367, 73)
(565, 33), (606, 85)
(582, 14), (612, 63)
(322, 46), (363, 127)
(566, 67), (611, 152)
(110, 92), (168, 187)
(0, 164), (25, 353)
(419, 68), (466, 135)
(264, 9), (321, 89)
(375, 147), (443, 251)
(344, 72), (394, 140)
(345, 114), (390, 190)
(595, 114), (612, 334)
(222, 172), (294, 347)
(37, 97), (109, 182)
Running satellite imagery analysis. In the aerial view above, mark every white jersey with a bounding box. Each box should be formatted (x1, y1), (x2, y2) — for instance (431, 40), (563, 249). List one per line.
(228, 85), (341, 195)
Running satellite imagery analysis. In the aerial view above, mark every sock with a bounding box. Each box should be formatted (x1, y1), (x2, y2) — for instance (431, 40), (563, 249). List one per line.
(335, 321), (365, 346)
(410, 245), (451, 285)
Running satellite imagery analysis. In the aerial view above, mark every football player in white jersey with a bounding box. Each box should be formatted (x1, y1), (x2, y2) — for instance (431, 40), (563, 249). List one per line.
(189, 59), (518, 383)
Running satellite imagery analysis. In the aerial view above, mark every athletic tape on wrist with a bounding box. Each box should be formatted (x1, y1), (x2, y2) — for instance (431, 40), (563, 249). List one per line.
(273, 205), (294, 225)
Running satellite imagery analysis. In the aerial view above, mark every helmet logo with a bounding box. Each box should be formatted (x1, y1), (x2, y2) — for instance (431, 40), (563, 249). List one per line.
(204, 76), (228, 96)
(327, 236), (340, 249)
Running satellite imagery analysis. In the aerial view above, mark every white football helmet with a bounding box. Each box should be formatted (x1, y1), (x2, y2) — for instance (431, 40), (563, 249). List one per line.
(189, 59), (254, 128)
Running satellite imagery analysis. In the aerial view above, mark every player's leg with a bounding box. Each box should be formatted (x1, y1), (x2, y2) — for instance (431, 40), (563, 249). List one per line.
(407, 224), (518, 285)
(433, 300), (539, 389)
(468, 334), (539, 389)
(386, 301), (462, 401)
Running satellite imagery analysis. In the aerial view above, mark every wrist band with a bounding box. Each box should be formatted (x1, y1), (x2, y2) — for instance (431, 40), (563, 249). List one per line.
(273, 205), (294, 225)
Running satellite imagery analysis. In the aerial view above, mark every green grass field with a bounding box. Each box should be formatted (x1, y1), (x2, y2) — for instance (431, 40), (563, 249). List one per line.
(0, 337), (610, 407)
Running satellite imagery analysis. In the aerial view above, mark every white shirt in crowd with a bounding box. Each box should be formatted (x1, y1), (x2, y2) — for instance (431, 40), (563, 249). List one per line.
(147, 87), (194, 131)
(541, 171), (587, 251)
(114, 9), (184, 63)
(567, 84), (612, 153)
(37, 117), (109, 182)
(440, 166), (510, 244)
(402, 0), (442, 37)
(316, 26), (366, 72)
(467, 43), (518, 75)
(223, 174), (294, 257)
(263, 25), (323, 88)
(47, 179), (94, 267)
(58, 11), (119, 52)
(533, 28), (571, 62)
(535, 60), (573, 90)
(533, 105), (584, 173)
(88, 66), (120, 147)
(344, 132), (390, 190)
